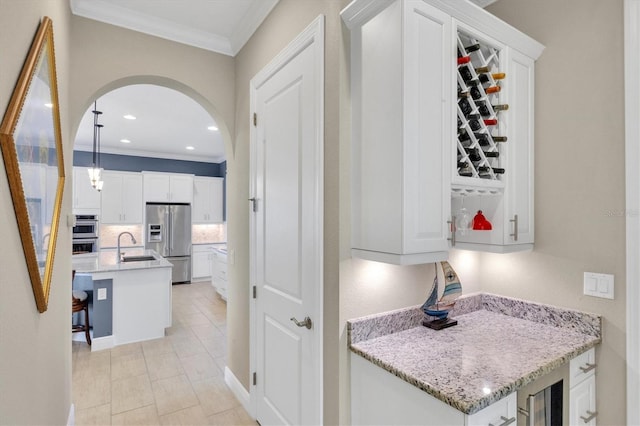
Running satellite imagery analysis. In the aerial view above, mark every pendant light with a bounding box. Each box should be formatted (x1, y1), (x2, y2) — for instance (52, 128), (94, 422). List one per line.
(87, 101), (104, 191)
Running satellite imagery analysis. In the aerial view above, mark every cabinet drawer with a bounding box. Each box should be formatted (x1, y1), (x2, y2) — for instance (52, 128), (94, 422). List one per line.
(570, 348), (596, 386)
(466, 392), (516, 426)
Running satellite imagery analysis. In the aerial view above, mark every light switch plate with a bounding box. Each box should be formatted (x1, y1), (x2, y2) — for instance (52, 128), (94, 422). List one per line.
(583, 272), (614, 299)
(97, 287), (107, 300)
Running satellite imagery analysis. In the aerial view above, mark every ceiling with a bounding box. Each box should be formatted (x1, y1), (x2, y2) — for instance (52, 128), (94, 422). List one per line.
(71, 0), (494, 164)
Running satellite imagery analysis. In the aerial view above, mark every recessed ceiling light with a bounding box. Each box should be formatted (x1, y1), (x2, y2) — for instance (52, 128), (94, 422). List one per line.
(207, 125), (218, 131)
(186, 146), (195, 150)
(44, 103), (53, 108)
(123, 114), (136, 120)
(120, 139), (131, 144)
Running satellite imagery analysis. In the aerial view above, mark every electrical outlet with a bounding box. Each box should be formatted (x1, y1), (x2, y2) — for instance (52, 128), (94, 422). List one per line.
(97, 287), (107, 300)
(583, 272), (614, 299)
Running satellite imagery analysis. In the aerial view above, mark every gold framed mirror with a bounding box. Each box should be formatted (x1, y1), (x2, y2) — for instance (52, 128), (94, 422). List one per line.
(0, 17), (65, 313)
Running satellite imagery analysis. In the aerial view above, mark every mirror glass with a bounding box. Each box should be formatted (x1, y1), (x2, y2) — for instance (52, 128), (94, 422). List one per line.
(0, 17), (64, 312)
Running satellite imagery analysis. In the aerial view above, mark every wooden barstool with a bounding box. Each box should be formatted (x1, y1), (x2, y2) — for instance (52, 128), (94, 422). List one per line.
(72, 270), (91, 345)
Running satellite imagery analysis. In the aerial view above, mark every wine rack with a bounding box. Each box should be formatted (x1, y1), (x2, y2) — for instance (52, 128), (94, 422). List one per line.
(455, 30), (506, 188)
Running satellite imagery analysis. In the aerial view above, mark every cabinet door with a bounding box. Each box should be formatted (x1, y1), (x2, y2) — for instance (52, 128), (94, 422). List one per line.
(193, 177), (212, 223)
(169, 174), (193, 203)
(570, 376), (597, 426)
(143, 173), (170, 202)
(466, 392), (516, 426)
(210, 177), (224, 223)
(402, 1), (452, 256)
(73, 167), (101, 211)
(121, 173), (142, 223)
(100, 172), (123, 223)
(192, 249), (212, 279)
(503, 48), (535, 245)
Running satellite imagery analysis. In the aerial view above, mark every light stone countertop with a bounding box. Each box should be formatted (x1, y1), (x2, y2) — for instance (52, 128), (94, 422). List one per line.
(347, 293), (601, 415)
(72, 249), (172, 274)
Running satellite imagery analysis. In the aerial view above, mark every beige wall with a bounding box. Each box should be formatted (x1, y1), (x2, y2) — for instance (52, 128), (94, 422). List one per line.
(483, 1), (626, 425)
(0, 1), (72, 424)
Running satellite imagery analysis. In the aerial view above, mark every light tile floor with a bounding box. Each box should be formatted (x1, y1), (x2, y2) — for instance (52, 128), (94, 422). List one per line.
(72, 281), (255, 426)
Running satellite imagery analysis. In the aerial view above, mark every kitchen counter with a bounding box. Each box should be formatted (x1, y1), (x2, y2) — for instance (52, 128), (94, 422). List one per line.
(348, 293), (601, 415)
(72, 249), (172, 274)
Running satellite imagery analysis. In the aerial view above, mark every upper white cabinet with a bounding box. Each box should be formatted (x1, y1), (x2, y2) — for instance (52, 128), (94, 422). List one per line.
(72, 166), (101, 214)
(101, 171), (143, 224)
(142, 172), (193, 203)
(193, 177), (224, 224)
(342, 0), (544, 263)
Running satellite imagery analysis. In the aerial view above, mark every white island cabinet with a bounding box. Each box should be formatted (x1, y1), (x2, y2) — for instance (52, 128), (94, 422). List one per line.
(342, 0), (544, 263)
(72, 250), (172, 351)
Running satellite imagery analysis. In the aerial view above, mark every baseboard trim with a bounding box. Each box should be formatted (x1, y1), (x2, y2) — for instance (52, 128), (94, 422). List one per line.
(91, 335), (114, 351)
(67, 403), (75, 426)
(224, 366), (252, 417)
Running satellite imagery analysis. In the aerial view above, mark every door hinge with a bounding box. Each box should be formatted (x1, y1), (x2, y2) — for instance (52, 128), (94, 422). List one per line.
(253, 285), (257, 299)
(253, 371), (257, 385)
(253, 112), (257, 126)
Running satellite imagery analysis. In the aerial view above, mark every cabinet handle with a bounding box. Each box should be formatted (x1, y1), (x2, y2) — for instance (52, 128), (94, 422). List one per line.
(509, 214), (518, 241)
(579, 362), (597, 373)
(488, 416), (515, 426)
(580, 410), (598, 423)
(447, 216), (456, 246)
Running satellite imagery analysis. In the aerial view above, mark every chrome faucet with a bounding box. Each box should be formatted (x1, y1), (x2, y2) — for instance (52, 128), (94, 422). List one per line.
(117, 232), (137, 263)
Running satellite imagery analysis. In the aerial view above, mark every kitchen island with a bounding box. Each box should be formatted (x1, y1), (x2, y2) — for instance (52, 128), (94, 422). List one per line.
(73, 249), (173, 351)
(348, 293), (601, 424)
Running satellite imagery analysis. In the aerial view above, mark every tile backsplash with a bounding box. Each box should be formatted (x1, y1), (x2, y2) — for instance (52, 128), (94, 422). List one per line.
(100, 223), (226, 248)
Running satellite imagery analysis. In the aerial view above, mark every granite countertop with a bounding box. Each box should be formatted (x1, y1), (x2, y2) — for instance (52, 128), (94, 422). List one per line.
(347, 293), (601, 415)
(72, 249), (172, 274)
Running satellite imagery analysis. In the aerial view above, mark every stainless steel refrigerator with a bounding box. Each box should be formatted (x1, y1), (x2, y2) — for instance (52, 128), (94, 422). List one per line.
(145, 203), (192, 284)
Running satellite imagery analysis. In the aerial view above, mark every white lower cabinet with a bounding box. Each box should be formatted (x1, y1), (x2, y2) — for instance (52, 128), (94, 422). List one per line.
(212, 250), (227, 301)
(569, 348), (597, 425)
(192, 245), (215, 281)
(350, 353), (515, 426)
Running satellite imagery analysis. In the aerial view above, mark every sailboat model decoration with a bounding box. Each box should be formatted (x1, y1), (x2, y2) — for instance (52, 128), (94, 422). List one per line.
(421, 261), (462, 330)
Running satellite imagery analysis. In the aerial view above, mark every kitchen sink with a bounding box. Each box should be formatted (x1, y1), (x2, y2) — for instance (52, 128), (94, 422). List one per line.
(121, 255), (156, 262)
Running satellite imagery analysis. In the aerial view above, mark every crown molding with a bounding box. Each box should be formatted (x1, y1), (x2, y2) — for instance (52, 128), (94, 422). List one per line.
(70, 0), (277, 56)
(74, 145), (224, 164)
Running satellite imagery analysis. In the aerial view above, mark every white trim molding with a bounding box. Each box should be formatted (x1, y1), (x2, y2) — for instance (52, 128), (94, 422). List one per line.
(224, 366), (252, 417)
(625, 1), (640, 424)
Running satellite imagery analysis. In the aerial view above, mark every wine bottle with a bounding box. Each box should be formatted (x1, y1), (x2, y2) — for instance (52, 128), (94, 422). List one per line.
(492, 104), (509, 111)
(464, 43), (481, 53)
(458, 90), (470, 98)
(459, 99), (473, 116)
(478, 102), (492, 117)
(485, 85), (501, 94)
(475, 66), (491, 74)
(458, 167), (473, 177)
(483, 150), (499, 158)
(491, 135), (508, 142)
(478, 72), (507, 84)
(459, 66), (475, 82)
(457, 56), (471, 65)
(483, 118), (498, 126)
(475, 133), (490, 146)
(458, 161), (470, 169)
(465, 148), (482, 162)
(468, 119), (482, 131)
(470, 86), (484, 100)
(492, 167), (505, 174)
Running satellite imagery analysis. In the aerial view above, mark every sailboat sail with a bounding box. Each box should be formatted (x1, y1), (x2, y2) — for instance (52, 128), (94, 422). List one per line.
(421, 261), (462, 320)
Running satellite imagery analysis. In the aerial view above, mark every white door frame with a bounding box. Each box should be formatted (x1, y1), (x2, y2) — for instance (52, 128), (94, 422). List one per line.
(625, 1), (640, 424)
(248, 15), (325, 423)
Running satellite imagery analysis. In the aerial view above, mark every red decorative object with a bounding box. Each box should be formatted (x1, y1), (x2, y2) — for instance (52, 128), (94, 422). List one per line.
(472, 210), (492, 230)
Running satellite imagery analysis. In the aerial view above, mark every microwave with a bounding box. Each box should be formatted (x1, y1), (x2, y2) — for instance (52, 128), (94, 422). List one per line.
(72, 238), (99, 254)
(73, 215), (98, 239)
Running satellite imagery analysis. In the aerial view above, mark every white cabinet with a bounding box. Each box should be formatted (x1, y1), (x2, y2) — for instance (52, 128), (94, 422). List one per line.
(142, 172), (193, 203)
(73, 167), (101, 214)
(100, 171), (143, 224)
(342, 0), (544, 262)
(569, 348), (597, 425)
(212, 249), (227, 301)
(344, 0), (452, 265)
(350, 352), (516, 425)
(192, 244), (215, 281)
(193, 177), (224, 224)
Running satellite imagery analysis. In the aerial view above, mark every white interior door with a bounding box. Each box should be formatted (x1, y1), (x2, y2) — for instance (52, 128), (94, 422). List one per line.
(250, 16), (324, 426)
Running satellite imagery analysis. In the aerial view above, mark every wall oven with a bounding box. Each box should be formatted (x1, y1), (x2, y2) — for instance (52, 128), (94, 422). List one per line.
(72, 215), (99, 254)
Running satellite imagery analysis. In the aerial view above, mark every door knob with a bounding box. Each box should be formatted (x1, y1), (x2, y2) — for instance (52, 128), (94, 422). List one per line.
(290, 316), (312, 330)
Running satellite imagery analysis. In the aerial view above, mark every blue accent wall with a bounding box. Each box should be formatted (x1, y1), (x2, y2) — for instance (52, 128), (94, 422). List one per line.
(74, 151), (225, 177)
